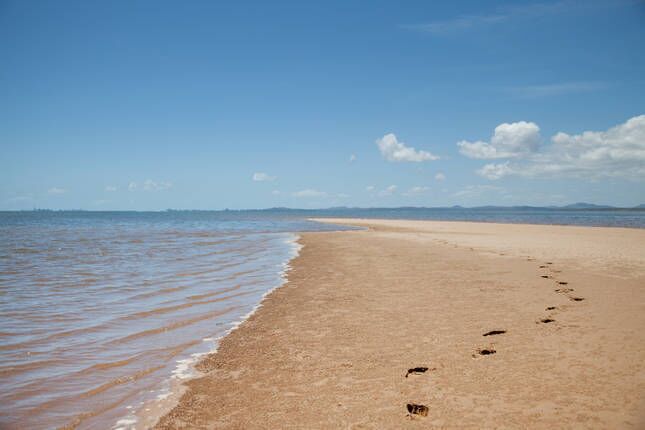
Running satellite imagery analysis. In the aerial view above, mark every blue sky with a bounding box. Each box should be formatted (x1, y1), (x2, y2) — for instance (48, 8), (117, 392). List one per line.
(1, 0), (644, 210)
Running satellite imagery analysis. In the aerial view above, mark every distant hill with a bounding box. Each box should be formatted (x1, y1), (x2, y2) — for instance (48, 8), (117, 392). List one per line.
(561, 202), (615, 209)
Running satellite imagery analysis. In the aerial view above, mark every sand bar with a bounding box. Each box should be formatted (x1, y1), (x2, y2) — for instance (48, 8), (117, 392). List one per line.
(155, 219), (645, 429)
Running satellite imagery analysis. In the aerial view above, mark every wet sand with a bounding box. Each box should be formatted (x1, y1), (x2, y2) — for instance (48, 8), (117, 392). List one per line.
(154, 219), (645, 429)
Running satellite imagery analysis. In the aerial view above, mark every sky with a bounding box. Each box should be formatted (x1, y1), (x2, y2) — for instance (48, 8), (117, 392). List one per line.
(1, 0), (644, 210)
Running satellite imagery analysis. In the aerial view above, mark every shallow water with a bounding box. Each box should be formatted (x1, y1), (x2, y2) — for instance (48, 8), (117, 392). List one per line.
(0, 212), (350, 429)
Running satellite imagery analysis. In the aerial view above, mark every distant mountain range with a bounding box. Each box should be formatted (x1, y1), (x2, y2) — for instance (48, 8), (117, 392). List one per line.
(254, 203), (645, 211)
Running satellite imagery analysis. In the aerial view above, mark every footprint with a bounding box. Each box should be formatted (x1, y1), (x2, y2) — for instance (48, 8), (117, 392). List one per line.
(555, 288), (574, 293)
(546, 306), (557, 311)
(482, 330), (506, 336)
(406, 403), (429, 417)
(405, 367), (431, 378)
(541, 275), (551, 279)
(546, 262), (553, 265)
(557, 281), (569, 285)
(540, 318), (555, 324)
(539, 265), (547, 268)
(570, 297), (585, 302)
(477, 348), (496, 356)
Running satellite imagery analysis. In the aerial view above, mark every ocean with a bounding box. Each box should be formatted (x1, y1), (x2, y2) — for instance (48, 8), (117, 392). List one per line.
(1, 208), (643, 429)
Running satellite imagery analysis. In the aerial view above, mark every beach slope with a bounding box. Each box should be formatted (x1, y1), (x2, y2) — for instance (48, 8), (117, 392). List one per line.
(155, 219), (645, 429)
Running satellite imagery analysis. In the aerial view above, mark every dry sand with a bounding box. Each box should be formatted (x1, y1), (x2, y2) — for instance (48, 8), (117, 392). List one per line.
(154, 219), (645, 429)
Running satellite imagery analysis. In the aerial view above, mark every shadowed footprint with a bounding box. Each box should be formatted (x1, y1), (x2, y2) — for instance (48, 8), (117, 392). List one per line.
(406, 403), (428, 417)
(483, 330), (506, 336)
(541, 275), (551, 279)
(540, 318), (555, 324)
(477, 348), (496, 355)
(539, 265), (547, 268)
(405, 367), (431, 378)
(557, 281), (569, 285)
(546, 306), (557, 310)
(570, 297), (585, 302)
(555, 288), (574, 293)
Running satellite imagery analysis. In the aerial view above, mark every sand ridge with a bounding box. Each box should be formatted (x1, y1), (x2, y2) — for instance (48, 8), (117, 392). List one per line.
(154, 220), (645, 429)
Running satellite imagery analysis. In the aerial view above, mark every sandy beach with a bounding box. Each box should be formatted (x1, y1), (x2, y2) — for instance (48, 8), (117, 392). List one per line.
(154, 219), (645, 429)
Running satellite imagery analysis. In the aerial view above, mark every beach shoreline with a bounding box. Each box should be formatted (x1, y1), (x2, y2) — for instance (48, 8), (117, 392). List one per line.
(154, 219), (645, 429)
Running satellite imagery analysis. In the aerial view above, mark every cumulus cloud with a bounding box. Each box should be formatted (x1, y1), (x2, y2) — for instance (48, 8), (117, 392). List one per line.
(48, 187), (66, 195)
(292, 189), (327, 198)
(434, 172), (446, 181)
(105, 185), (117, 192)
(458, 121), (541, 159)
(252, 172), (276, 182)
(128, 182), (137, 191)
(475, 115), (645, 180)
(376, 133), (439, 162)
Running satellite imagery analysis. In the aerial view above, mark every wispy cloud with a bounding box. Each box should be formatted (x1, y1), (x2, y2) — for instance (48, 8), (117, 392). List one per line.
(349, 154), (357, 162)
(292, 189), (327, 198)
(403, 14), (507, 35)
(454, 184), (504, 197)
(48, 187), (66, 195)
(105, 185), (117, 192)
(402, 1), (627, 35)
(142, 179), (172, 191)
(434, 172), (446, 181)
(128, 180), (172, 191)
(252, 172), (276, 182)
(403, 186), (430, 196)
(379, 185), (397, 196)
(508, 81), (608, 98)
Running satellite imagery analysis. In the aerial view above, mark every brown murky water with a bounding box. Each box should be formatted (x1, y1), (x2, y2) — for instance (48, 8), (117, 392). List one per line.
(0, 212), (315, 429)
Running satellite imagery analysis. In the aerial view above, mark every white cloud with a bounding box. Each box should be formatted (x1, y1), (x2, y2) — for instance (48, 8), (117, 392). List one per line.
(402, 1), (593, 36)
(349, 154), (357, 162)
(292, 189), (327, 198)
(252, 172), (276, 182)
(509, 81), (607, 98)
(434, 172), (446, 181)
(475, 115), (645, 180)
(376, 133), (439, 162)
(458, 121), (541, 159)
(379, 185), (397, 196)
(403, 14), (507, 35)
(366, 185), (375, 192)
(105, 185), (117, 192)
(477, 162), (513, 180)
(454, 184), (504, 197)
(142, 179), (172, 191)
(337, 193), (350, 198)
(404, 186), (429, 196)
(128, 180), (172, 191)
(271, 190), (281, 195)
(48, 187), (66, 195)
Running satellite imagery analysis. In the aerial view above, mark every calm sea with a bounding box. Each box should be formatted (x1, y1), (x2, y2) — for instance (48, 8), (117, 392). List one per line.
(0, 208), (643, 429)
